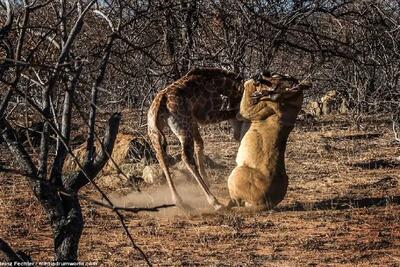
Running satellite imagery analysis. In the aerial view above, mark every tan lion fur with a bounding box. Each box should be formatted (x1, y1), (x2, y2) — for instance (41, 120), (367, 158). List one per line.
(228, 73), (311, 209)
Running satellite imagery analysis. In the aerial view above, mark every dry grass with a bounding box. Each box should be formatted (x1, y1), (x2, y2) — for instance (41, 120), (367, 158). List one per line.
(1, 115), (399, 266)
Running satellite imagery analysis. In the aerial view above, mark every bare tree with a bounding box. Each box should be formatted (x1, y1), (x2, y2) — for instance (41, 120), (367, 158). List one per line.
(0, 0), (171, 264)
(1, 0), (399, 263)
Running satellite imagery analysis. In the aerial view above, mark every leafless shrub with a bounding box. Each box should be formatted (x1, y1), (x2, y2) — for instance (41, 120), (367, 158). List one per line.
(1, 0), (399, 263)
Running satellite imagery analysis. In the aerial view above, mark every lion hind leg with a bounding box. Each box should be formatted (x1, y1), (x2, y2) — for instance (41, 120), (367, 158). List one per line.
(228, 165), (270, 208)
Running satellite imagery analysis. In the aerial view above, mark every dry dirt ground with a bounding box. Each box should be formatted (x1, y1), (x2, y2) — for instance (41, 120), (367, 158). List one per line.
(1, 115), (399, 266)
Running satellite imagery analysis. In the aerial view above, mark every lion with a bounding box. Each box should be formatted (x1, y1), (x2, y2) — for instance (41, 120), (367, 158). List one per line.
(228, 71), (312, 209)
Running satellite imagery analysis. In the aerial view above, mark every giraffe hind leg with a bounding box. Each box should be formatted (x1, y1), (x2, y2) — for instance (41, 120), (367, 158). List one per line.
(148, 126), (191, 211)
(167, 116), (223, 210)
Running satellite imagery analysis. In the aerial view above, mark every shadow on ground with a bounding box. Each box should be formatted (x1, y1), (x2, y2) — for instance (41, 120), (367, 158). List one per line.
(321, 133), (382, 141)
(349, 159), (400, 169)
(276, 195), (400, 212)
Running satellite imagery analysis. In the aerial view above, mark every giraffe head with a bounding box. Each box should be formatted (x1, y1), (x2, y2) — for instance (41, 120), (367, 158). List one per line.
(251, 71), (311, 101)
(247, 71), (312, 125)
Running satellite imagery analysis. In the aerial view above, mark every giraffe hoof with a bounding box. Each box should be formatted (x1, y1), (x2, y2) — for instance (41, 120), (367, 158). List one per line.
(213, 202), (226, 211)
(226, 199), (237, 209)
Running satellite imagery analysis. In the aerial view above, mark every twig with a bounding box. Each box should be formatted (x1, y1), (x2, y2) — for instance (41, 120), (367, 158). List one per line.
(393, 120), (400, 143)
(385, 253), (400, 263)
(73, 193), (175, 213)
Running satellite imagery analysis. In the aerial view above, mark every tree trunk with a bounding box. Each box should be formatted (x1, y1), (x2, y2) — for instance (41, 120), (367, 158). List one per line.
(53, 194), (83, 261)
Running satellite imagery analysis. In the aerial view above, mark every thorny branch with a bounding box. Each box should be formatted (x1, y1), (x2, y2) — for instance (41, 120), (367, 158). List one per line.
(0, 0), (399, 264)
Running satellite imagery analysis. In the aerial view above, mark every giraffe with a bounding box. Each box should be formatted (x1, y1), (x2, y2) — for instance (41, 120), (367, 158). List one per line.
(228, 71), (312, 209)
(147, 67), (243, 210)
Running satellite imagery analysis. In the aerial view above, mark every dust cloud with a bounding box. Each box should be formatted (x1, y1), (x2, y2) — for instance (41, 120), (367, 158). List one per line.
(110, 180), (214, 217)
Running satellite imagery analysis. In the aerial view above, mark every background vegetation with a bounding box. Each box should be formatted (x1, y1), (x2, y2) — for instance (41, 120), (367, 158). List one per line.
(0, 0), (399, 264)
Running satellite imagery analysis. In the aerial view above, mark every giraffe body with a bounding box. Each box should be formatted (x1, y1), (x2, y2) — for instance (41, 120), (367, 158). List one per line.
(147, 68), (243, 210)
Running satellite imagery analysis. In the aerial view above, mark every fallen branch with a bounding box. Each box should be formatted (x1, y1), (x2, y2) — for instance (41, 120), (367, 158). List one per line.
(73, 193), (175, 213)
(0, 238), (32, 263)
